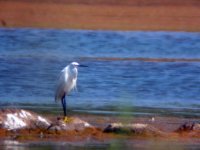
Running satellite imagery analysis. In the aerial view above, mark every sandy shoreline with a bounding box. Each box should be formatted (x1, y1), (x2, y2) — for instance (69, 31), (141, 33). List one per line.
(0, 108), (199, 149)
(0, 0), (200, 31)
(1, 114), (200, 149)
(1, 112), (200, 140)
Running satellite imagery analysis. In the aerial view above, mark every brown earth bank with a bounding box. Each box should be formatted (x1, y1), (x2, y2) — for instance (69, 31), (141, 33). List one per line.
(2, 0), (200, 6)
(0, 0), (200, 31)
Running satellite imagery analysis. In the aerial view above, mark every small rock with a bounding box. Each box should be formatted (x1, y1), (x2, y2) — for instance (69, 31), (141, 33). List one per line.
(176, 122), (200, 132)
(150, 117), (155, 122)
(0, 109), (52, 131)
(103, 123), (164, 137)
(40, 132), (44, 138)
(48, 117), (92, 132)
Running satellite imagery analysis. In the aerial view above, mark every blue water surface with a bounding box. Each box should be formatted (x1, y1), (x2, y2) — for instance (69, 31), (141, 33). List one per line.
(0, 28), (200, 117)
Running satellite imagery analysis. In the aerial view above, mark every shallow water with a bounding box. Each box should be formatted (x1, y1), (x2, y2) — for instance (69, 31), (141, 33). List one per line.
(1, 139), (200, 150)
(0, 28), (200, 117)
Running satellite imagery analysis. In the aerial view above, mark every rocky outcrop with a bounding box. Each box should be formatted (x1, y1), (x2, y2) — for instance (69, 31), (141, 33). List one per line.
(0, 109), (92, 133)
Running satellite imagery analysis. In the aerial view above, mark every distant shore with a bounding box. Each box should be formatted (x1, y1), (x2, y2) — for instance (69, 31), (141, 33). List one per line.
(0, 0), (200, 31)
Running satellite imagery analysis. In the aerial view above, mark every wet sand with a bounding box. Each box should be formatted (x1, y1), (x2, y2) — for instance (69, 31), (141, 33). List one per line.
(0, 0), (200, 31)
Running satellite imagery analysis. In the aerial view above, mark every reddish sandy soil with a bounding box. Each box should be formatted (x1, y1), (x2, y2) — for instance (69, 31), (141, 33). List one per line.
(0, 0), (200, 31)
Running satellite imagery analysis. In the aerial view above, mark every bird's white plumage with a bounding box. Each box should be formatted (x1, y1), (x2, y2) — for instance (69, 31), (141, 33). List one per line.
(55, 62), (79, 101)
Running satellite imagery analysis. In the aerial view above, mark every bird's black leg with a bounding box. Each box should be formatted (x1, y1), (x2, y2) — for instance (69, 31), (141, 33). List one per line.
(61, 94), (66, 117)
(62, 95), (72, 123)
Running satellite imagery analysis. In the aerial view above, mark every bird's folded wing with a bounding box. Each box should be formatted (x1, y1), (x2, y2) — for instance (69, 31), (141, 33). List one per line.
(55, 69), (68, 101)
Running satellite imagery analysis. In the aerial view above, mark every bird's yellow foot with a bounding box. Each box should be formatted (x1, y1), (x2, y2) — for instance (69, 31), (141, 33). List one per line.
(63, 116), (73, 123)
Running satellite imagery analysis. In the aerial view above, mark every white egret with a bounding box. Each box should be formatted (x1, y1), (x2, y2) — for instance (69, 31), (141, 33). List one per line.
(55, 62), (86, 122)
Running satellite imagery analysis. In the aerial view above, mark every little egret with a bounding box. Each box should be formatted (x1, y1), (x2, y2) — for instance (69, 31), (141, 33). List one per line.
(55, 62), (86, 122)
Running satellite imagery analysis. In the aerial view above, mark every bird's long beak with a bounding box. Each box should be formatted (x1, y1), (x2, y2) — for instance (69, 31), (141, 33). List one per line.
(79, 64), (88, 67)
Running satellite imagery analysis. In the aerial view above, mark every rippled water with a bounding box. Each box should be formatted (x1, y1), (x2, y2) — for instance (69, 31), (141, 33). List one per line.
(0, 28), (200, 117)
(1, 140), (200, 150)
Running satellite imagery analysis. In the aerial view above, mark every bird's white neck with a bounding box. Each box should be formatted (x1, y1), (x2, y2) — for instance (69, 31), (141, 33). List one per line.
(68, 66), (78, 79)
